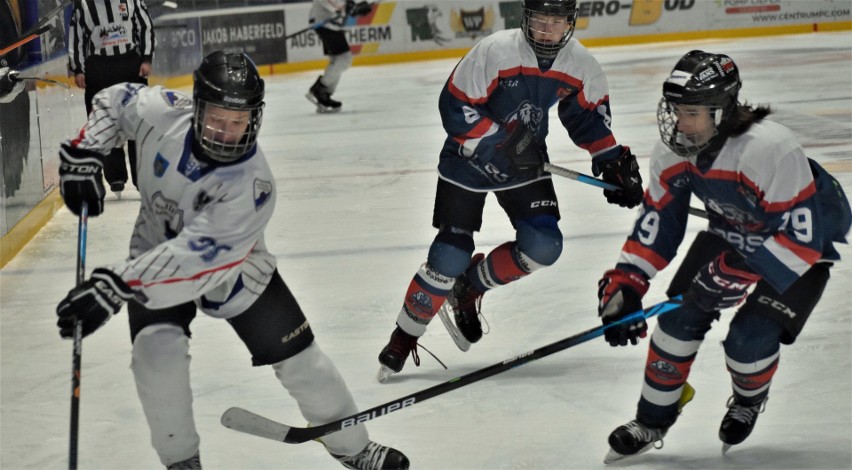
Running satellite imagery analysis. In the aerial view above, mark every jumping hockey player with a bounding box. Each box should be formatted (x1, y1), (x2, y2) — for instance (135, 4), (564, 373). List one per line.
(377, 0), (644, 381)
(55, 51), (409, 470)
(305, 0), (372, 113)
(596, 50), (850, 462)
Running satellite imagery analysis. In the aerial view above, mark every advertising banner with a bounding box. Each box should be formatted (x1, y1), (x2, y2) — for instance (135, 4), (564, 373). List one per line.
(201, 10), (287, 64)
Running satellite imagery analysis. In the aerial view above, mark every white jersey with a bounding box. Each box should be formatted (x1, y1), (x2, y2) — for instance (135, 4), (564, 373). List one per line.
(310, 0), (346, 31)
(64, 83), (277, 318)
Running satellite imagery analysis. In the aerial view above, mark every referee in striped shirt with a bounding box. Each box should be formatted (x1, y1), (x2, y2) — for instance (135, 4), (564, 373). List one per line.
(68, 0), (154, 196)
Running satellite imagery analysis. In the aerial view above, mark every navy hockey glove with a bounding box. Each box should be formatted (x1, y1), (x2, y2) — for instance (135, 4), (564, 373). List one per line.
(686, 251), (761, 312)
(59, 144), (106, 216)
(593, 146), (643, 208)
(597, 268), (650, 346)
(57, 268), (135, 338)
(497, 119), (545, 173)
(346, 0), (372, 16)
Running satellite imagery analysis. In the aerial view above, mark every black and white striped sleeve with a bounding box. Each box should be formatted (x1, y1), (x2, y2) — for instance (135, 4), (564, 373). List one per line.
(67, 5), (89, 74)
(133, 0), (155, 60)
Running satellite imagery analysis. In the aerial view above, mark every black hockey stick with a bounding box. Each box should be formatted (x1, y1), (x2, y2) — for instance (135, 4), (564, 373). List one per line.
(544, 162), (709, 219)
(0, 0), (75, 55)
(0, 25), (52, 56)
(69, 202), (88, 470)
(221, 296), (683, 444)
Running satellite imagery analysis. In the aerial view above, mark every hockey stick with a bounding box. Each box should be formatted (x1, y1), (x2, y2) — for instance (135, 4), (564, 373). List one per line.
(7, 70), (71, 88)
(0, 25), (52, 56)
(221, 296), (683, 444)
(285, 12), (344, 40)
(0, 0), (75, 55)
(544, 162), (709, 219)
(68, 202), (88, 470)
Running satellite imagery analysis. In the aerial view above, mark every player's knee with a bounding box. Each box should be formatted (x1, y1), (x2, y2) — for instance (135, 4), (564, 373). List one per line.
(331, 51), (353, 70)
(427, 227), (474, 277)
(132, 324), (189, 369)
(723, 313), (782, 362)
(516, 217), (562, 266)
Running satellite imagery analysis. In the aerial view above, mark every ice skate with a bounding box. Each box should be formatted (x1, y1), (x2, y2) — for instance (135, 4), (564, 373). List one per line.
(720, 396), (767, 454)
(377, 326), (419, 382)
(110, 181), (125, 199)
(438, 253), (485, 351)
(604, 420), (667, 464)
(166, 451), (201, 469)
(332, 441), (410, 469)
(306, 76), (342, 113)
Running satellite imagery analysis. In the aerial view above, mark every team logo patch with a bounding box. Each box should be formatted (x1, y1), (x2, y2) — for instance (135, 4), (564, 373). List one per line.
(253, 179), (272, 210)
(408, 291), (434, 316)
(189, 236), (232, 262)
(160, 90), (192, 108)
(154, 153), (169, 177)
(647, 359), (682, 381)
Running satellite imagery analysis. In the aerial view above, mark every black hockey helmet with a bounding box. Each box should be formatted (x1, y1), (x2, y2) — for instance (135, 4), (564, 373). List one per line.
(193, 51), (265, 163)
(521, 0), (578, 59)
(657, 50), (742, 156)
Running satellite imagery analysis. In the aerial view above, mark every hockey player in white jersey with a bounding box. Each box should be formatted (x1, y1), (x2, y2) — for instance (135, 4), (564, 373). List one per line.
(377, 0), (643, 380)
(55, 51), (409, 470)
(596, 50), (851, 462)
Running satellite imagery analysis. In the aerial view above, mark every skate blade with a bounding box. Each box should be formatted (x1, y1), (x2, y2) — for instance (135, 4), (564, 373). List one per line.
(603, 442), (656, 464)
(436, 304), (471, 352)
(377, 365), (396, 383)
(315, 105), (341, 114)
(603, 449), (627, 464)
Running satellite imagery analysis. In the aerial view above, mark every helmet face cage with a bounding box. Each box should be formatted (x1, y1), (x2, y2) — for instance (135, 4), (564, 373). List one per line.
(193, 51), (265, 163)
(657, 98), (723, 157)
(521, 0), (578, 59)
(657, 50), (741, 157)
(193, 101), (263, 163)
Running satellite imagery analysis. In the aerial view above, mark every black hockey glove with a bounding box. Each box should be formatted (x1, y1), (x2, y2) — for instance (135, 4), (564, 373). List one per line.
(346, 0), (372, 16)
(56, 268), (135, 339)
(593, 146), (644, 208)
(686, 251), (761, 312)
(0, 67), (24, 103)
(497, 119), (545, 173)
(597, 268), (650, 346)
(59, 144), (106, 216)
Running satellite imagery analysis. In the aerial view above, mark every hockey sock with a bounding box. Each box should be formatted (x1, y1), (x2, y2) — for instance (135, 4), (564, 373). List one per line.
(469, 242), (533, 292)
(396, 263), (455, 336)
(273, 342), (368, 456)
(131, 324), (199, 466)
(637, 326), (702, 427)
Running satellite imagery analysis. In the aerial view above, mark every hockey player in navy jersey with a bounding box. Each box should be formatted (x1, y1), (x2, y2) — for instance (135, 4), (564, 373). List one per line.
(54, 51), (409, 470)
(377, 0), (643, 381)
(596, 50), (851, 462)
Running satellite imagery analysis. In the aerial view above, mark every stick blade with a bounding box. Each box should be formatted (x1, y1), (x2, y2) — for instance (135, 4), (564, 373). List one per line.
(221, 407), (294, 442)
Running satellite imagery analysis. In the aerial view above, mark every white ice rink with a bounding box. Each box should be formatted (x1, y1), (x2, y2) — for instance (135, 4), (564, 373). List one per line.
(1, 32), (851, 469)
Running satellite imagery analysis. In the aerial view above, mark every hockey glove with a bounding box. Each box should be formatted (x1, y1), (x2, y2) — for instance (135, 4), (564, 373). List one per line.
(0, 67), (24, 103)
(57, 268), (135, 338)
(59, 144), (106, 216)
(346, 0), (372, 16)
(593, 146), (644, 208)
(686, 251), (761, 312)
(498, 119), (545, 173)
(597, 268), (650, 346)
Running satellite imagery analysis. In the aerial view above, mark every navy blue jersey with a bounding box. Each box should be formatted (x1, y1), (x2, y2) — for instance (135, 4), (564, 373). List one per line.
(436, 29), (623, 191)
(617, 119), (850, 293)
